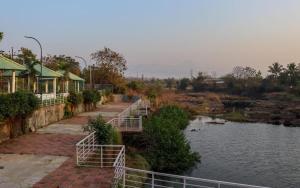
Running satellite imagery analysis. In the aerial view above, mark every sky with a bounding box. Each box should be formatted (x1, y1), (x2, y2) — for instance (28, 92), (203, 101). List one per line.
(1, 0), (300, 78)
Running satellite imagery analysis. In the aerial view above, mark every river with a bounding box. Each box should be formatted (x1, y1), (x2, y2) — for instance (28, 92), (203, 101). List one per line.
(184, 116), (300, 188)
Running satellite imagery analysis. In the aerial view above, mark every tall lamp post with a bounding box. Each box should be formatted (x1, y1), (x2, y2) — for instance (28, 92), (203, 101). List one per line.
(75, 56), (92, 88)
(24, 36), (43, 98)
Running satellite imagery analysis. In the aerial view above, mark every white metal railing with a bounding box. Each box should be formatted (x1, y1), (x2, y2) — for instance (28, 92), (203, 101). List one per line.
(118, 99), (141, 119)
(112, 146), (126, 187)
(37, 93), (67, 107)
(107, 116), (143, 132)
(118, 98), (149, 118)
(76, 131), (124, 167)
(121, 167), (270, 188)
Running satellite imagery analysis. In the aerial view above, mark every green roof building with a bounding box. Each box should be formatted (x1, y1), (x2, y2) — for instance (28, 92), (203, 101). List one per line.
(57, 70), (85, 93)
(0, 55), (26, 93)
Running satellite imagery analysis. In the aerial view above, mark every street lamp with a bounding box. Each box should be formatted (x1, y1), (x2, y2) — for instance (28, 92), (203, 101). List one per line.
(75, 56), (92, 88)
(24, 36), (43, 98)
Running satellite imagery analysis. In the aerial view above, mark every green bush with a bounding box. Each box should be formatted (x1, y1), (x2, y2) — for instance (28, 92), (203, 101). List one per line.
(0, 91), (39, 121)
(155, 105), (190, 129)
(82, 90), (101, 105)
(67, 91), (83, 106)
(223, 111), (247, 122)
(85, 115), (120, 144)
(142, 115), (200, 173)
(127, 80), (145, 92)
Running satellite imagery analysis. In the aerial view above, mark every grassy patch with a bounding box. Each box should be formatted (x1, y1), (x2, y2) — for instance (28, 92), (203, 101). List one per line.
(222, 111), (248, 122)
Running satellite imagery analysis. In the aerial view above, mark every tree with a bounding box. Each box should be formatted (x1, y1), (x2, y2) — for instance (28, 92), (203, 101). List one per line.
(268, 62), (283, 79)
(0, 32), (3, 42)
(178, 78), (190, 90)
(44, 55), (81, 75)
(17, 48), (39, 92)
(191, 72), (208, 91)
(285, 63), (299, 87)
(91, 47), (127, 92)
(165, 78), (176, 89)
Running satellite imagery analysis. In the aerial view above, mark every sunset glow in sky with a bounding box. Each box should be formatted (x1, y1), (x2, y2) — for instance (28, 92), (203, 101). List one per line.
(1, 0), (300, 78)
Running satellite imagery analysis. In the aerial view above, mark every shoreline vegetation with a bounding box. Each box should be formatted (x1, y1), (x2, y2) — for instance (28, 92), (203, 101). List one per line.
(124, 105), (200, 174)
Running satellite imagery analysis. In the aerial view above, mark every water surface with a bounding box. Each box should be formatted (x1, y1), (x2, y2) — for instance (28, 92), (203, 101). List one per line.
(185, 116), (300, 188)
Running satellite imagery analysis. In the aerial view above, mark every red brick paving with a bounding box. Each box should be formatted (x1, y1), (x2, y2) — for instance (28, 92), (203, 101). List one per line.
(0, 101), (132, 188)
(33, 157), (114, 188)
(0, 133), (83, 156)
(58, 116), (90, 125)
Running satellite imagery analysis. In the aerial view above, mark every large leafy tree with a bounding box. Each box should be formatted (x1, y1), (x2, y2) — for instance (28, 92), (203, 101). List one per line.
(268, 62), (283, 79)
(91, 47), (127, 92)
(285, 63), (299, 87)
(44, 55), (81, 75)
(17, 48), (39, 91)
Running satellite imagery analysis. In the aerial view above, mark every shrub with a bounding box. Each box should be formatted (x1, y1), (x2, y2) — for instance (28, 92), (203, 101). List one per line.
(127, 80), (145, 92)
(0, 91), (39, 121)
(85, 115), (120, 144)
(82, 90), (101, 105)
(178, 78), (190, 90)
(67, 91), (83, 106)
(155, 105), (190, 129)
(142, 115), (200, 173)
(0, 91), (39, 136)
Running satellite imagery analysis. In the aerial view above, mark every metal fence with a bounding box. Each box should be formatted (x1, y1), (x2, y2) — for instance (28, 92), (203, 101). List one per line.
(112, 146), (126, 187)
(76, 131), (124, 168)
(118, 98), (149, 119)
(38, 93), (67, 107)
(108, 116), (142, 132)
(122, 168), (270, 188)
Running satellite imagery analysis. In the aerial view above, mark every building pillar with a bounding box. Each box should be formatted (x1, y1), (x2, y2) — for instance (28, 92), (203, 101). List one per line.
(45, 80), (48, 93)
(12, 71), (16, 93)
(77, 81), (80, 93)
(7, 80), (11, 93)
(53, 78), (57, 95)
(66, 80), (69, 93)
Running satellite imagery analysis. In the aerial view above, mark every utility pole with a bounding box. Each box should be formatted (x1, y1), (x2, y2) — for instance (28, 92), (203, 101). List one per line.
(24, 36), (43, 98)
(11, 47), (14, 59)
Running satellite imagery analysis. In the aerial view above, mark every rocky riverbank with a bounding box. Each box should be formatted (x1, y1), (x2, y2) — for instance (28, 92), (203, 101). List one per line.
(159, 91), (300, 127)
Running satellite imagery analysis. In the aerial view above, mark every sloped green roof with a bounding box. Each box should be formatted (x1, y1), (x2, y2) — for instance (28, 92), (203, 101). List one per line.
(57, 70), (85, 81)
(0, 55), (26, 70)
(34, 63), (63, 77)
(2, 70), (22, 76)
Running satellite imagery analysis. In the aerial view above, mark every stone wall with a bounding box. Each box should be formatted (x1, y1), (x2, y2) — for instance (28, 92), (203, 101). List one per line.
(0, 122), (10, 143)
(0, 94), (122, 143)
(27, 103), (66, 132)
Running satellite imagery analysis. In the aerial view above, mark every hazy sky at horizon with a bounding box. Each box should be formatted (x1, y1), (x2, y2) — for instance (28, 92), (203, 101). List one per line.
(1, 0), (300, 78)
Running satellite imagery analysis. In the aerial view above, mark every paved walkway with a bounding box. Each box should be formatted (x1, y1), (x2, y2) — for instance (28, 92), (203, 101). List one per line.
(0, 101), (131, 188)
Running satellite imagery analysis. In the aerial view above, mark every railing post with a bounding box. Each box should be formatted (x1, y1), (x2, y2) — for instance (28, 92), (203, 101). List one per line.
(123, 147), (126, 187)
(152, 172), (155, 188)
(183, 178), (186, 188)
(82, 142), (85, 160)
(76, 145), (79, 165)
(139, 116), (142, 130)
(100, 146), (103, 168)
(92, 133), (95, 151)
